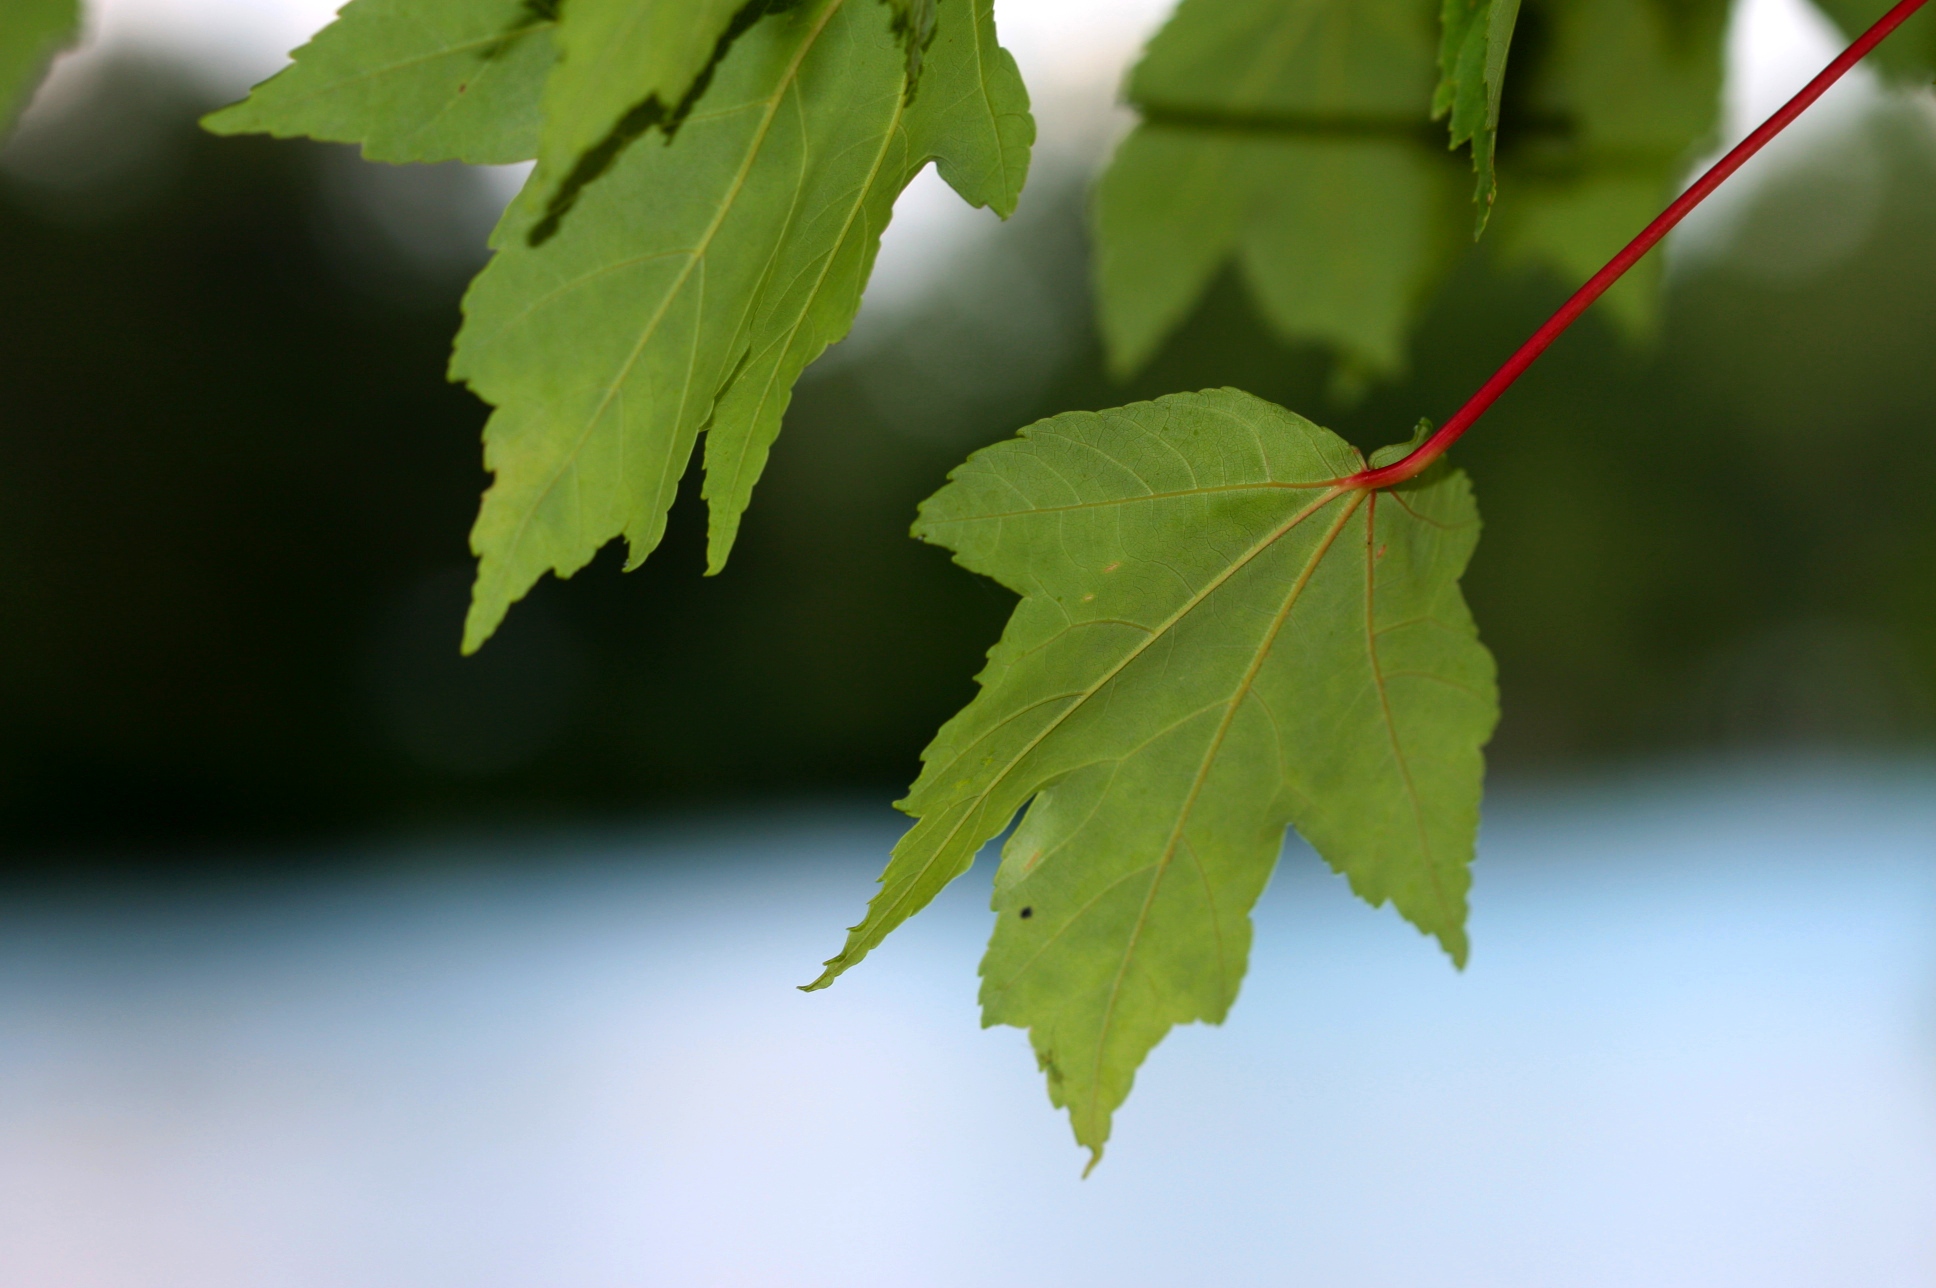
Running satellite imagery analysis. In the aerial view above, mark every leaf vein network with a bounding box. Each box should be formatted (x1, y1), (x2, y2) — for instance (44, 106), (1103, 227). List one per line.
(268, 24), (555, 109)
(930, 479), (1335, 525)
(496, 0), (844, 569)
(986, 860), (1163, 995)
(892, 485), (1352, 962)
(1082, 490), (1363, 1149)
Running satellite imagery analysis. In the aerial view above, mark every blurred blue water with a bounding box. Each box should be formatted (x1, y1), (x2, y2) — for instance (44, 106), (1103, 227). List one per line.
(1, 762), (1932, 1287)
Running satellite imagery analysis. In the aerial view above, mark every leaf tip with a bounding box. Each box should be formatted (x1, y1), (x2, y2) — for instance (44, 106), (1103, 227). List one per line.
(1470, 173), (1497, 239)
(704, 513), (743, 577)
(198, 102), (251, 137)
(460, 582), (508, 657)
(801, 946), (858, 992)
(1081, 1145), (1104, 1179)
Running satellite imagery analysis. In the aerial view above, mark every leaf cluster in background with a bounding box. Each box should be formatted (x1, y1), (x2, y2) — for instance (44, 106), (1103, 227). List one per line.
(1095, 0), (1727, 384)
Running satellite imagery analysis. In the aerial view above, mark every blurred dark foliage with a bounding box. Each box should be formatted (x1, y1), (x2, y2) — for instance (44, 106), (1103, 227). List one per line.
(2, 60), (1932, 870)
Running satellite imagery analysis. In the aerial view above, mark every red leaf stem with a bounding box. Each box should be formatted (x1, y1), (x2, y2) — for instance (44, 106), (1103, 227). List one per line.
(1347, 0), (1933, 491)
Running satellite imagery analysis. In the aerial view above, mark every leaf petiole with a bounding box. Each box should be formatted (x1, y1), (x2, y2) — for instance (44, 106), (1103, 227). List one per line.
(1346, 0), (1933, 492)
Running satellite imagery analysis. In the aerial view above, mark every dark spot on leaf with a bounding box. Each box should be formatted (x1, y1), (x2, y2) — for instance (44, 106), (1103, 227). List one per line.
(1019, 906), (1033, 919)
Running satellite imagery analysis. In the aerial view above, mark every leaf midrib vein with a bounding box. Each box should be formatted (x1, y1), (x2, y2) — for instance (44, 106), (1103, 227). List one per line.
(1081, 490), (1363, 1143)
(980, 691), (1239, 995)
(854, 484), (1353, 956)
(924, 479), (1336, 526)
(500, 0), (846, 569)
(270, 23), (555, 108)
(708, 58), (913, 487)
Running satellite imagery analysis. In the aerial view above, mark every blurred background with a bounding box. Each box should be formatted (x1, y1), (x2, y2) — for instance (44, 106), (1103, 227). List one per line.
(0, 0), (1932, 1284)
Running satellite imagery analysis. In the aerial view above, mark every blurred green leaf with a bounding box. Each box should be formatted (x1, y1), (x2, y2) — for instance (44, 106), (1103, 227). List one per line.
(1096, 0), (1458, 380)
(1097, 0), (1727, 372)
(807, 389), (1496, 1164)
(202, 0), (556, 165)
(455, 0), (1030, 651)
(1817, 0), (1936, 81)
(0, 0), (78, 135)
(1492, 0), (1726, 337)
(1098, 128), (1461, 379)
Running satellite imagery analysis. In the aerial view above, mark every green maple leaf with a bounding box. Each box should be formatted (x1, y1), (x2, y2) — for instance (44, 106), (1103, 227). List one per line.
(202, 0), (558, 164)
(0, 0), (78, 135)
(1434, 0), (1521, 229)
(455, 0), (1031, 651)
(807, 388), (1497, 1165)
(1095, 0), (1459, 380)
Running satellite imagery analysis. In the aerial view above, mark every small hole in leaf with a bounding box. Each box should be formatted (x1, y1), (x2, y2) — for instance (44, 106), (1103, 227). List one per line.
(1019, 907), (1033, 919)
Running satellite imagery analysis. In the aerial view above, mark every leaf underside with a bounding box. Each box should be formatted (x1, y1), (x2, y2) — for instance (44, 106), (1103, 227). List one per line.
(202, 0), (1030, 654)
(0, 0), (79, 136)
(809, 388), (1497, 1165)
(1096, 0), (1728, 380)
(454, 0), (1032, 650)
(201, 0), (559, 165)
